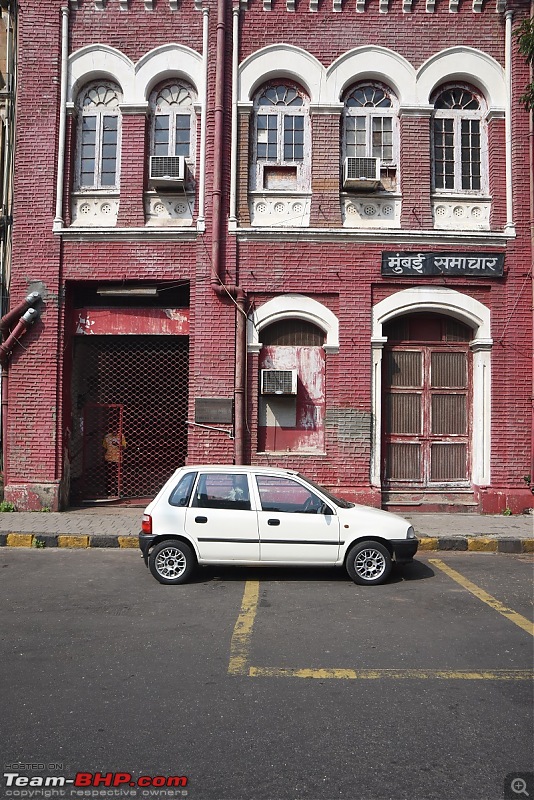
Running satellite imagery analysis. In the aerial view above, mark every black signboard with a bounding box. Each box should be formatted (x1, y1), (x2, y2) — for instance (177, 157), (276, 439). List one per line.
(195, 398), (234, 425)
(382, 251), (504, 278)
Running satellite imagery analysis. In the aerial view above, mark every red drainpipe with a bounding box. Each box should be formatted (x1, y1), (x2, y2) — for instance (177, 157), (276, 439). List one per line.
(211, 0), (246, 465)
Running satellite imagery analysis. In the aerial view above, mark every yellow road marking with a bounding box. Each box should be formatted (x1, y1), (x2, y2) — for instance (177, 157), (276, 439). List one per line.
(249, 667), (533, 680)
(228, 580), (260, 675)
(429, 559), (534, 636)
(227, 575), (533, 680)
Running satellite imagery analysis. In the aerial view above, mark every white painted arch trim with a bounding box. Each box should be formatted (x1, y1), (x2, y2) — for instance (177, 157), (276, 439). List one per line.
(372, 286), (491, 340)
(68, 44), (204, 105)
(248, 295), (339, 353)
(371, 287), (491, 488)
(416, 47), (506, 110)
(239, 45), (324, 103)
(326, 47), (416, 105)
(239, 44), (505, 113)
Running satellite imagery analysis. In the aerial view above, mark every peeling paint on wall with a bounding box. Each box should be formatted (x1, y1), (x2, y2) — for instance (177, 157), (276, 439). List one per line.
(259, 345), (325, 453)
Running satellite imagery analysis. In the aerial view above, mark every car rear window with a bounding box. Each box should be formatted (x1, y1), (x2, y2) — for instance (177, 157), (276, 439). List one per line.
(169, 471), (197, 507)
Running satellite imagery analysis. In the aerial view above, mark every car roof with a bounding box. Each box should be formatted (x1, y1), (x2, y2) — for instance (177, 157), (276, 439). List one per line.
(176, 465), (300, 477)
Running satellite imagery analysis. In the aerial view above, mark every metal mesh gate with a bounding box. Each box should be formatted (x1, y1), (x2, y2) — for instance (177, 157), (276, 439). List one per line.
(70, 335), (189, 503)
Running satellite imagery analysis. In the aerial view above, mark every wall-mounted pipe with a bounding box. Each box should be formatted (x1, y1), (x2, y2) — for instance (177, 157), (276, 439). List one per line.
(0, 307), (39, 365)
(197, 5), (209, 232)
(53, 6), (69, 230)
(530, 0), (534, 490)
(211, 0), (247, 465)
(0, 291), (40, 336)
(504, 9), (515, 235)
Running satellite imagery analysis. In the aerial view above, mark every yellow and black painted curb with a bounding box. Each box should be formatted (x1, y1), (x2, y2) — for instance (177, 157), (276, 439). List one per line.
(0, 533), (532, 552)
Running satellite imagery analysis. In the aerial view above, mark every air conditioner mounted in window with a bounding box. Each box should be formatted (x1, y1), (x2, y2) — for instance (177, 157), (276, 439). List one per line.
(260, 369), (298, 396)
(343, 157), (381, 190)
(149, 155), (186, 185)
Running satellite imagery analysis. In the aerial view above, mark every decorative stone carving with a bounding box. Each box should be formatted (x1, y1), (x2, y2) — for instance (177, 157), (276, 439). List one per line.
(249, 195), (311, 227)
(431, 196), (491, 231)
(341, 195), (401, 228)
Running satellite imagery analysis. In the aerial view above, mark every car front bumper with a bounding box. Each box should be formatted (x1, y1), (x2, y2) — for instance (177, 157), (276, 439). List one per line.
(390, 538), (419, 564)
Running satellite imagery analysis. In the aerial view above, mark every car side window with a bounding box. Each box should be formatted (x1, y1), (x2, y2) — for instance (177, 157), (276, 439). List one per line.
(256, 475), (326, 514)
(169, 471), (197, 507)
(192, 473), (251, 511)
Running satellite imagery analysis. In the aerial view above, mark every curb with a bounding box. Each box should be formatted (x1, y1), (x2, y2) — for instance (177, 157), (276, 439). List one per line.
(0, 534), (532, 553)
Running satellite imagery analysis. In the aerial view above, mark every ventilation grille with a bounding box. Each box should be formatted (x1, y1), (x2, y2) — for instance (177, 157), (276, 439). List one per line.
(343, 157), (381, 189)
(149, 155), (186, 183)
(260, 369), (298, 395)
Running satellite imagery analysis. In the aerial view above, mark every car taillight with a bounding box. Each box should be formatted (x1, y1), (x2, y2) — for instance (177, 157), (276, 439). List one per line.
(141, 514), (152, 534)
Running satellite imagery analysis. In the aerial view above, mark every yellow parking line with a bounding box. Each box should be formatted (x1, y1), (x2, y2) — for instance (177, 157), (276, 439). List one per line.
(430, 559), (534, 637)
(249, 667), (533, 680)
(228, 580), (260, 675)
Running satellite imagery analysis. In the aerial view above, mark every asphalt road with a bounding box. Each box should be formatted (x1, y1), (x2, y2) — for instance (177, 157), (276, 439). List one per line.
(0, 549), (533, 800)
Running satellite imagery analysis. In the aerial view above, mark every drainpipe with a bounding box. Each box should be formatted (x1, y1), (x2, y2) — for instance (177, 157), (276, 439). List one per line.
(530, 1), (534, 490)
(505, 10), (515, 235)
(197, 5), (209, 232)
(211, 0), (246, 465)
(53, 6), (69, 230)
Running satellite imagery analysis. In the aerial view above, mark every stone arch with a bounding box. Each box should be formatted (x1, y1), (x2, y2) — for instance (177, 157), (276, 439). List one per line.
(248, 295), (339, 354)
(416, 47), (506, 112)
(135, 44), (204, 101)
(239, 45), (324, 104)
(326, 46), (416, 106)
(68, 45), (134, 104)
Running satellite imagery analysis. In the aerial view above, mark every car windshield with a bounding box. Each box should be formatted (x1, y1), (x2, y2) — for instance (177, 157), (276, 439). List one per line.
(297, 474), (355, 508)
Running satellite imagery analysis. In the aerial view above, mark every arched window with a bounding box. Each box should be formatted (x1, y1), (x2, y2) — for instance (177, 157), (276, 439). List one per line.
(149, 80), (197, 167)
(432, 85), (486, 193)
(76, 81), (122, 191)
(251, 82), (310, 192)
(343, 82), (398, 165)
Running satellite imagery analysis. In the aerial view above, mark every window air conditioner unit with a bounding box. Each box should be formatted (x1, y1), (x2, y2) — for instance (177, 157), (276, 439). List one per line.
(260, 369), (298, 396)
(343, 157), (381, 190)
(149, 155), (186, 185)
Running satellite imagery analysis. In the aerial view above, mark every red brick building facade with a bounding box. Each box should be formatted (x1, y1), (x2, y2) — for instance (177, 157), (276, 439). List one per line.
(3, 0), (533, 512)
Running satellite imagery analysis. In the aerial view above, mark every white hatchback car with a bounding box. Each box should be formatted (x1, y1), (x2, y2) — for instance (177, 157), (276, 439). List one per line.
(139, 466), (418, 586)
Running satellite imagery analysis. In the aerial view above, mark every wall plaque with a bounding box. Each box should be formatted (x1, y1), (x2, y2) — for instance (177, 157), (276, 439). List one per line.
(195, 398), (234, 425)
(382, 252), (504, 277)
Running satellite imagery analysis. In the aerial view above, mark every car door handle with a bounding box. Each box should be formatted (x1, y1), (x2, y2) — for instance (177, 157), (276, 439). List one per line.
(267, 518), (280, 526)
(195, 516), (208, 523)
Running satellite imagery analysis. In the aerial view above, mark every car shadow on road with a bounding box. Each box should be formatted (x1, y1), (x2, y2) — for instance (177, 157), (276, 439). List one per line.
(194, 559), (434, 585)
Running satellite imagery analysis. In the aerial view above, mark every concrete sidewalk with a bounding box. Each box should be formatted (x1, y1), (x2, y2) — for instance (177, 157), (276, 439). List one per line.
(0, 506), (531, 552)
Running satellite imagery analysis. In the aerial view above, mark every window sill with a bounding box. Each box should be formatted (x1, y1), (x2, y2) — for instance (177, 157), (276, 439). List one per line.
(431, 194), (491, 231)
(248, 192), (311, 227)
(341, 193), (401, 229)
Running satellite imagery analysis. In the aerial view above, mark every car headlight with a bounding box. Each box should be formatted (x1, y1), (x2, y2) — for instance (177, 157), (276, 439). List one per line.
(406, 526), (416, 539)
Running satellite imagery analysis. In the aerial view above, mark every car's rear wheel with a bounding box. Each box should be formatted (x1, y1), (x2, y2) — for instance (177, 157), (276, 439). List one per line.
(345, 541), (392, 586)
(149, 539), (196, 585)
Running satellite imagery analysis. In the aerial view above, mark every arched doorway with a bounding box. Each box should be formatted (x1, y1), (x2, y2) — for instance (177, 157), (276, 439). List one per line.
(381, 312), (473, 489)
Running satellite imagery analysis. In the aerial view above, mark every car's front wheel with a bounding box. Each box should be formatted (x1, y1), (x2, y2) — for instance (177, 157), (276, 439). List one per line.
(345, 541), (392, 586)
(148, 539), (196, 585)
